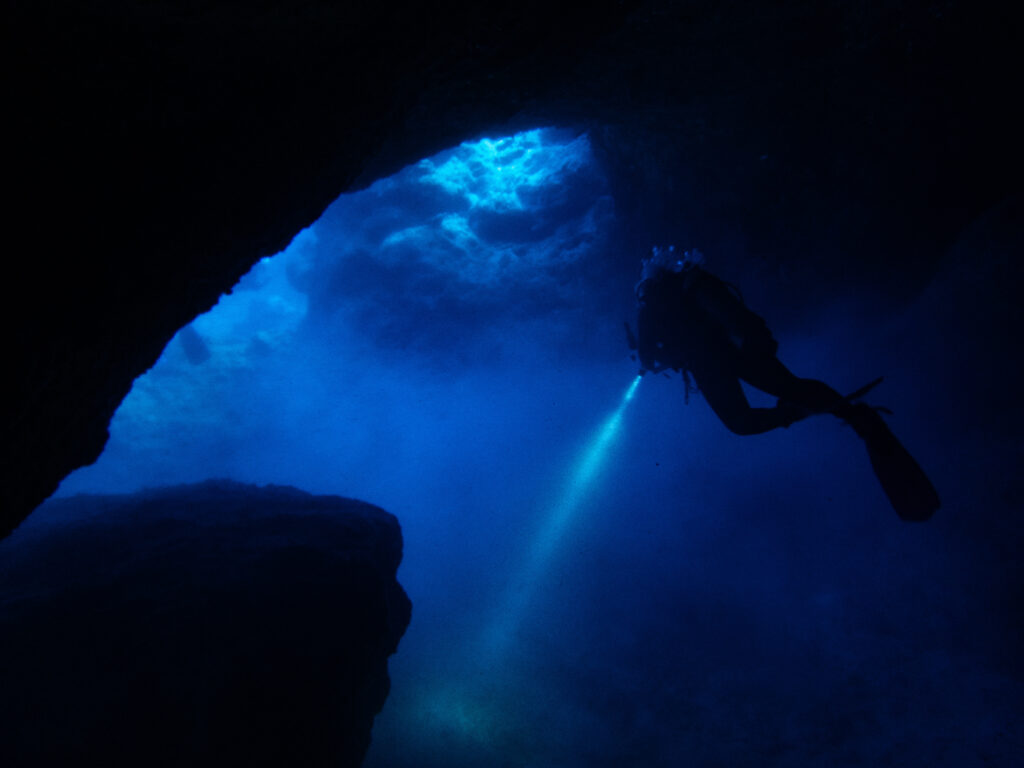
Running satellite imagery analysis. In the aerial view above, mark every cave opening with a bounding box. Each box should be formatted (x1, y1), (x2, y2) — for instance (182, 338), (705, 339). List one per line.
(56, 127), (623, 500)
(52, 126), (658, 764)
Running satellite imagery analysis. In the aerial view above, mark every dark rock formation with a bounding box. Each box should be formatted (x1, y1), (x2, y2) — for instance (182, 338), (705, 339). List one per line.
(0, 480), (411, 768)
(3, 0), (1020, 536)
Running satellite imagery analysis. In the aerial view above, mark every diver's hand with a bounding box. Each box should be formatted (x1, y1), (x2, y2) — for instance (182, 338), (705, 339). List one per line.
(637, 358), (667, 376)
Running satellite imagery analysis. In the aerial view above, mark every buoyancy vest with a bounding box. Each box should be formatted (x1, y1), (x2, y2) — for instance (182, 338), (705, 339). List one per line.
(636, 267), (777, 375)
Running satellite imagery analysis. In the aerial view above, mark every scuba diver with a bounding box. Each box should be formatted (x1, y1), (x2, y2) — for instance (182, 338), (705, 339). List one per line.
(627, 246), (939, 521)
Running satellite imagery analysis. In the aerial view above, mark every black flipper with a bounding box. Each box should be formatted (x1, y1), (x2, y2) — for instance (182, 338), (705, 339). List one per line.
(844, 376), (884, 403)
(847, 403), (940, 522)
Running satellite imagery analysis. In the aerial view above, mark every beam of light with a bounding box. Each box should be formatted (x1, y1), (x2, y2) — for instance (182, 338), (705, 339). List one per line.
(417, 376), (641, 746)
(482, 375), (642, 657)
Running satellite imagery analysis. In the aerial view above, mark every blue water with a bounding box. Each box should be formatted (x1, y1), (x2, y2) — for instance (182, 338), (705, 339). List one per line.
(55, 129), (1022, 766)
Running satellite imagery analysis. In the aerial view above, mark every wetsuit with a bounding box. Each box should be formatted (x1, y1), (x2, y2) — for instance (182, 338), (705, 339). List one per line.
(636, 267), (855, 435)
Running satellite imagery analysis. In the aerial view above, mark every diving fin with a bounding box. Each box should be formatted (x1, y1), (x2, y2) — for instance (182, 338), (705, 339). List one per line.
(846, 403), (940, 522)
(844, 376), (884, 403)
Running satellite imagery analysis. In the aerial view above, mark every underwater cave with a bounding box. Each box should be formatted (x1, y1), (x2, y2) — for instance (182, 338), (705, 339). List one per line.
(4, 2), (1023, 767)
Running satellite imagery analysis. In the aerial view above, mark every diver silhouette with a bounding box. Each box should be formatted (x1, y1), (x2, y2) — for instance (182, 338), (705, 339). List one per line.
(628, 246), (939, 521)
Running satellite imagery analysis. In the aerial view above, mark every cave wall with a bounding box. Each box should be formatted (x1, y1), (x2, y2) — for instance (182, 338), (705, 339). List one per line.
(4, 0), (1020, 538)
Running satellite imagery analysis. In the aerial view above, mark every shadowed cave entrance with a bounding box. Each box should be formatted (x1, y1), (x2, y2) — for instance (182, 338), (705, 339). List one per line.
(44, 126), (1024, 767)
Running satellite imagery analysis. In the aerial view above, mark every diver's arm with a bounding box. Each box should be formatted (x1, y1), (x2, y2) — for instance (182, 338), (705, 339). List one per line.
(690, 272), (777, 354)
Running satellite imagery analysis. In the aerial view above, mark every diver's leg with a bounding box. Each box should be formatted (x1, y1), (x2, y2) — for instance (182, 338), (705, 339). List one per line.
(737, 355), (855, 421)
(690, 361), (796, 435)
